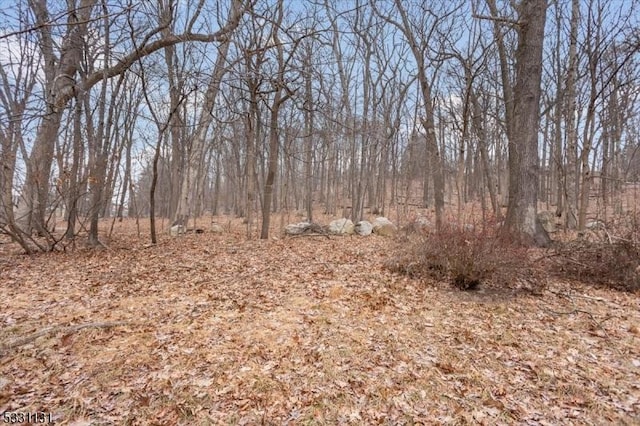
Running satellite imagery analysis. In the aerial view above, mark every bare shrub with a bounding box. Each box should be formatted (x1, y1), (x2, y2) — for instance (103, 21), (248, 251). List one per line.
(385, 223), (543, 292)
(549, 230), (640, 293)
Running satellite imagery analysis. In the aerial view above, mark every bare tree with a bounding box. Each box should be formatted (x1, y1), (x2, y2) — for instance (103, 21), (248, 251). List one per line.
(16, 0), (250, 240)
(372, 0), (461, 231)
(260, 1), (304, 239)
(0, 25), (39, 252)
(173, 0), (244, 229)
(5, 0), (637, 251)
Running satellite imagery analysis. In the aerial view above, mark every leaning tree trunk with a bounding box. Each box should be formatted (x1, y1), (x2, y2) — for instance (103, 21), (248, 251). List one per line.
(18, 0), (247, 240)
(17, 0), (97, 236)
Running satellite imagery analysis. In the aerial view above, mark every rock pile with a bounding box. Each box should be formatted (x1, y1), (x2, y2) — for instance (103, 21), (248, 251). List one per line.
(283, 217), (399, 237)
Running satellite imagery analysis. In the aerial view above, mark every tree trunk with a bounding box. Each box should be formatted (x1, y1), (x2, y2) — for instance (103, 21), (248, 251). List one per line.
(564, 0), (580, 229)
(261, 95), (283, 239)
(18, 0), (246, 239)
(471, 90), (502, 221)
(304, 43), (314, 222)
(501, 0), (551, 246)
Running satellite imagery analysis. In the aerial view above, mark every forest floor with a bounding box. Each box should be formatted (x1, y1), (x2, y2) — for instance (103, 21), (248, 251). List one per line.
(0, 217), (639, 425)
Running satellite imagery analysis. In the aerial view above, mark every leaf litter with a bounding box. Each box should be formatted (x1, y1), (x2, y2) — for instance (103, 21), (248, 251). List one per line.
(0, 220), (638, 424)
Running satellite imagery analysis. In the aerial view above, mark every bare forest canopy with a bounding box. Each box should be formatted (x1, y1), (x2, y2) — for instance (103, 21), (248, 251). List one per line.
(0, 0), (639, 251)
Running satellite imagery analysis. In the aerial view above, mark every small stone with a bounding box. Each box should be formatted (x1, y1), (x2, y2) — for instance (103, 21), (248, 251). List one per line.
(586, 220), (605, 230)
(537, 211), (556, 233)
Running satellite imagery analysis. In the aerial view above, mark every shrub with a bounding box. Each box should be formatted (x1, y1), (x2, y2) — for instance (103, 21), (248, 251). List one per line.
(549, 232), (640, 293)
(385, 223), (543, 292)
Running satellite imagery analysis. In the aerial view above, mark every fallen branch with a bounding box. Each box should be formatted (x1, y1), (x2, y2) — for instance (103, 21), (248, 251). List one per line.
(548, 289), (610, 303)
(0, 320), (141, 353)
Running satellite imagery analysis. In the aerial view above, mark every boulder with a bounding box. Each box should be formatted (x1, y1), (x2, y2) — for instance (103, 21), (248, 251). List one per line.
(328, 218), (355, 235)
(586, 220), (605, 230)
(210, 223), (224, 234)
(537, 211), (556, 233)
(170, 224), (185, 237)
(372, 217), (396, 236)
(284, 222), (312, 235)
(355, 220), (373, 236)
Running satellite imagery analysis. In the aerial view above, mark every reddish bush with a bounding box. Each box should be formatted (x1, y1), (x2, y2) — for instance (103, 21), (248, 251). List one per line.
(385, 223), (543, 292)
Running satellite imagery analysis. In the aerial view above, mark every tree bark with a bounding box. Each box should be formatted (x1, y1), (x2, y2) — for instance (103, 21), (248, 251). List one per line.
(304, 42), (314, 222)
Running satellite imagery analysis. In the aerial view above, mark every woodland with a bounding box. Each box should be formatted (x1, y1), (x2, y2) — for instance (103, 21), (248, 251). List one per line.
(1, 0), (639, 424)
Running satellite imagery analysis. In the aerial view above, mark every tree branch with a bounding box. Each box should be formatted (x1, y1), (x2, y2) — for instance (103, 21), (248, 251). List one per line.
(472, 14), (521, 27)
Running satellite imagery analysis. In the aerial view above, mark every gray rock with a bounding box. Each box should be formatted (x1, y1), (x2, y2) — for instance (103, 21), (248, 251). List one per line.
(284, 222), (312, 235)
(210, 223), (224, 234)
(328, 218), (355, 235)
(586, 220), (605, 230)
(537, 211), (556, 233)
(355, 220), (373, 236)
(373, 217), (396, 236)
(170, 224), (185, 237)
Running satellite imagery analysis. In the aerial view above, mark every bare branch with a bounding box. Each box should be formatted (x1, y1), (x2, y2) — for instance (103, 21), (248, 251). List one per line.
(472, 13), (521, 26)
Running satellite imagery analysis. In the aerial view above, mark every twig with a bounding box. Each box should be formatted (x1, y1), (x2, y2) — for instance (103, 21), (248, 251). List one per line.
(472, 14), (521, 26)
(540, 292), (615, 346)
(93, 239), (112, 251)
(547, 289), (609, 303)
(563, 257), (589, 268)
(0, 321), (141, 353)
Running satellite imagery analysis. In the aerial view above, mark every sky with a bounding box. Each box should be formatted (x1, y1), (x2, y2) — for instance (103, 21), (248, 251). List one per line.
(1, 0), (638, 187)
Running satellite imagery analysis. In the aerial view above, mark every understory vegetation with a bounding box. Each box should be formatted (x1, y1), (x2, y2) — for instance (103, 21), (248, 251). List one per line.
(386, 219), (640, 294)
